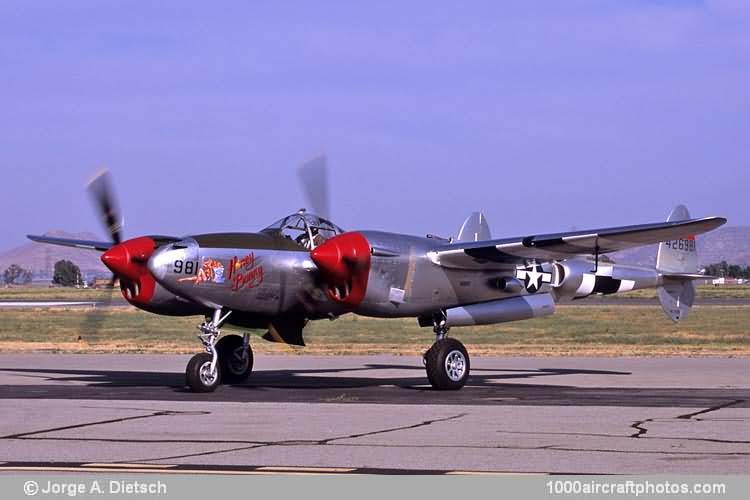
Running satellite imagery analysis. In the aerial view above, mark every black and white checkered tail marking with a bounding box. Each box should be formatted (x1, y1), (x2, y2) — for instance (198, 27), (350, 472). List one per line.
(574, 265), (635, 298)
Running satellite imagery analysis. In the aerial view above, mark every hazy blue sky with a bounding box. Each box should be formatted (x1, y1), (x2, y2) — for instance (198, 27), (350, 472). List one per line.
(1, 0), (748, 250)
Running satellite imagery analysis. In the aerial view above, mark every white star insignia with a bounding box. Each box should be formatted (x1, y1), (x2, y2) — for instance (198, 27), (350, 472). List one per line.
(526, 266), (542, 291)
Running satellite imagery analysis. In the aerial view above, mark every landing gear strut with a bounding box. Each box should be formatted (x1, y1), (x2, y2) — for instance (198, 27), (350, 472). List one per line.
(423, 311), (470, 390)
(185, 309), (253, 392)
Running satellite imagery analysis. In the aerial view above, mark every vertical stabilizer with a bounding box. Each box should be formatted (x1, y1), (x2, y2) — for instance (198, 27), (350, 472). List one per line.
(656, 205), (698, 322)
(457, 212), (491, 242)
(656, 205), (699, 274)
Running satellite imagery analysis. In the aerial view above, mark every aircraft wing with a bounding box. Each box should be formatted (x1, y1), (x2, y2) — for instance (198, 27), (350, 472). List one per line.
(429, 216), (726, 269)
(27, 234), (113, 252)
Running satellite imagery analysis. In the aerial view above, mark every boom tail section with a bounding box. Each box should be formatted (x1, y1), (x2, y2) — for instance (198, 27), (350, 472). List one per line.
(550, 205), (706, 322)
(550, 259), (658, 301)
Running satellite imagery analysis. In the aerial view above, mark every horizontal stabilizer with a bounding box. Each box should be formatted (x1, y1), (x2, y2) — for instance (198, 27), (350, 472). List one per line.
(660, 272), (714, 280)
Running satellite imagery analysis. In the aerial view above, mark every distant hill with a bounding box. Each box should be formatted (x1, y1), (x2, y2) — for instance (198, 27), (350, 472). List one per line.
(0, 230), (109, 277)
(611, 226), (750, 268)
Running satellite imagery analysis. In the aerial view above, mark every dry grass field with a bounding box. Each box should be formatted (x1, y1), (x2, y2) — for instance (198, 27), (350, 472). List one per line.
(0, 287), (117, 301)
(1, 302), (748, 356)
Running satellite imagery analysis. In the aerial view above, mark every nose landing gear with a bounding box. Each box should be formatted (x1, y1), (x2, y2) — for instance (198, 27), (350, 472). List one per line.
(423, 311), (470, 390)
(185, 309), (254, 392)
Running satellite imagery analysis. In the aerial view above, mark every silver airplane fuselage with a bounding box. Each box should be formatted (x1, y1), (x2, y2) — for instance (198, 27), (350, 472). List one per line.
(144, 227), (666, 333)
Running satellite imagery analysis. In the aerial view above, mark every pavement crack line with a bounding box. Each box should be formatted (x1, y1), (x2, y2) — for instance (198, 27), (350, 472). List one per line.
(498, 428), (750, 445)
(0, 409), (210, 440)
(630, 419), (652, 438)
(320, 412), (467, 445)
(676, 399), (745, 420)
(630, 399), (745, 439)
(127, 413), (468, 464)
(127, 442), (750, 465)
(12, 408), (747, 464)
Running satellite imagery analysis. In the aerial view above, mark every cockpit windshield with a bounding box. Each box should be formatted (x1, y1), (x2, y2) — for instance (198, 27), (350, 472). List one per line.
(261, 210), (344, 250)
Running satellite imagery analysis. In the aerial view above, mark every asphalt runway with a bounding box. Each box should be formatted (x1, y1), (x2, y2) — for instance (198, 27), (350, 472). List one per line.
(0, 354), (748, 474)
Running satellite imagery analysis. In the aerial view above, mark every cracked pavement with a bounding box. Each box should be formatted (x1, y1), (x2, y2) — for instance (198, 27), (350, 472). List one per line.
(0, 354), (748, 473)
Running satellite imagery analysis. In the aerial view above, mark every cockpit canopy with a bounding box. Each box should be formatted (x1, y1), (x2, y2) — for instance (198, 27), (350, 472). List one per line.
(261, 210), (344, 250)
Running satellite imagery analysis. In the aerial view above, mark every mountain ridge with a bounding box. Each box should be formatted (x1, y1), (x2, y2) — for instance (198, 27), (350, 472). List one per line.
(0, 230), (109, 276)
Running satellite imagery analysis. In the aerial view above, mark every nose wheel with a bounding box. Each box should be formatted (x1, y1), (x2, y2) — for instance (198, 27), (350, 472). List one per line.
(186, 352), (221, 392)
(185, 309), (254, 392)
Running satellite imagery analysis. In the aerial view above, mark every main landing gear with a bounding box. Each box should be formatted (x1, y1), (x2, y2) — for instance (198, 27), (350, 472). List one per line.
(423, 312), (470, 390)
(185, 309), (254, 392)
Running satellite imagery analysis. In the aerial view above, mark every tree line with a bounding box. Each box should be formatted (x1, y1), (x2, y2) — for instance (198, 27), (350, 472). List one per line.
(703, 261), (750, 279)
(2, 260), (83, 286)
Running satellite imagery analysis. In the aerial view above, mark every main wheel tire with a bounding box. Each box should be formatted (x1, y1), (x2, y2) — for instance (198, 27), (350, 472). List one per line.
(186, 352), (221, 392)
(216, 335), (253, 384)
(424, 338), (470, 390)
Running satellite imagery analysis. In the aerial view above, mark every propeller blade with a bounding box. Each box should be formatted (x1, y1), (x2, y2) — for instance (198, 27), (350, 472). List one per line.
(297, 155), (331, 220)
(87, 169), (123, 244)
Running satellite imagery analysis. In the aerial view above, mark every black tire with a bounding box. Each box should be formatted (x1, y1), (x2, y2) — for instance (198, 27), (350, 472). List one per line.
(424, 338), (470, 390)
(186, 352), (221, 392)
(216, 335), (253, 384)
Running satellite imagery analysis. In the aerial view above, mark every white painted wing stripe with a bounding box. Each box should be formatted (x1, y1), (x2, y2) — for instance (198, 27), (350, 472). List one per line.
(618, 279), (636, 293)
(576, 273), (596, 297)
(596, 265), (614, 277)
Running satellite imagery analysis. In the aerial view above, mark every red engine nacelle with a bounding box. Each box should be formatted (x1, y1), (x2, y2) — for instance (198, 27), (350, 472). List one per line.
(310, 232), (371, 308)
(101, 236), (157, 306)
